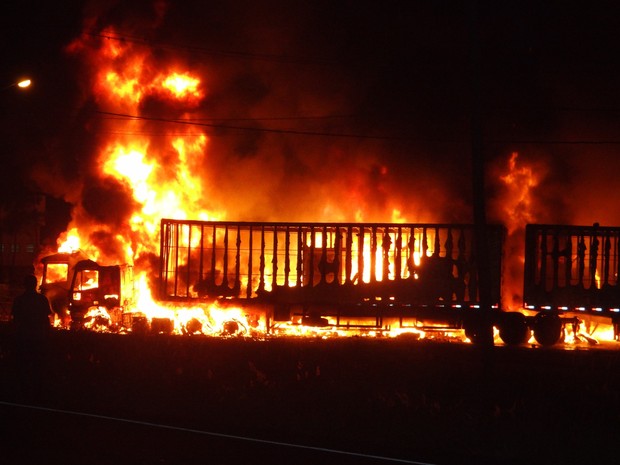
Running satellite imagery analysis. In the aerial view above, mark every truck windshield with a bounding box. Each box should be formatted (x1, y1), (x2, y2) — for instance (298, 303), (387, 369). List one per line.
(75, 269), (99, 290)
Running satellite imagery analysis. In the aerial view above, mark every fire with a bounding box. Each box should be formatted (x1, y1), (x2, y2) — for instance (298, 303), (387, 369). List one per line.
(85, 37), (213, 230)
(48, 23), (233, 334)
(54, 17), (451, 339)
(492, 153), (620, 345)
(499, 152), (539, 235)
(58, 228), (82, 254)
(160, 72), (202, 100)
(44, 264), (69, 285)
(43, 13), (617, 347)
(102, 144), (153, 200)
(104, 71), (142, 103)
(128, 272), (263, 336)
(491, 152), (537, 313)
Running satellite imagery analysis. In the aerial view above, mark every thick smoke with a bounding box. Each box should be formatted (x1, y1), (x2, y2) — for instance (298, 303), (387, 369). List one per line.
(30, 0), (475, 263)
(31, 1), (620, 272)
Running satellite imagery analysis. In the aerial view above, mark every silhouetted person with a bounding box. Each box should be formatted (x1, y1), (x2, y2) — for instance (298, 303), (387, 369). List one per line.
(11, 274), (53, 399)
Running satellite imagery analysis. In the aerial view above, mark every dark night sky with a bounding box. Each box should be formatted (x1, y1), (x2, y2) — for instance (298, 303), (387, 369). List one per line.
(3, 0), (620, 241)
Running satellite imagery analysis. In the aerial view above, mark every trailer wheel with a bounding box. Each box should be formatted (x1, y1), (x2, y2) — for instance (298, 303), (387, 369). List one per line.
(464, 324), (481, 343)
(464, 316), (493, 345)
(498, 312), (530, 345)
(533, 312), (563, 346)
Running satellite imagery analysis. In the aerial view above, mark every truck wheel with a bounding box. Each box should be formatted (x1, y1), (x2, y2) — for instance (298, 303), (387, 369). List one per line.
(498, 312), (530, 345)
(464, 316), (494, 344)
(533, 312), (563, 346)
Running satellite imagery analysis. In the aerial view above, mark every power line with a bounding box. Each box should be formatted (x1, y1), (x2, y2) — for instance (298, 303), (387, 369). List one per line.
(489, 139), (620, 145)
(488, 105), (620, 114)
(94, 110), (620, 145)
(83, 30), (346, 67)
(93, 110), (420, 141)
(99, 113), (357, 123)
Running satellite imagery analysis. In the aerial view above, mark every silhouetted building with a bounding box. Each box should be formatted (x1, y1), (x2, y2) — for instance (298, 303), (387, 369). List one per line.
(0, 192), (44, 321)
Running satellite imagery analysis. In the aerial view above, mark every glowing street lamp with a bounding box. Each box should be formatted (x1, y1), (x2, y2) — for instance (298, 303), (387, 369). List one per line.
(3, 78), (32, 91)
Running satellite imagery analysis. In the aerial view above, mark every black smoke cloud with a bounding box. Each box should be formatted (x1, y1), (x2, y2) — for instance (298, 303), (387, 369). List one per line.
(6, 0), (620, 245)
(81, 176), (139, 228)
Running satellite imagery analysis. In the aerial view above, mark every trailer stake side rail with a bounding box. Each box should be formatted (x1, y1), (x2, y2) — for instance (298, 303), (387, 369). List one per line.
(158, 219), (504, 325)
(524, 223), (620, 319)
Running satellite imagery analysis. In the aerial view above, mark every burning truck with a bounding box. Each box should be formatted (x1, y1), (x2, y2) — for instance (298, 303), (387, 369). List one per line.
(38, 218), (620, 346)
(41, 251), (134, 331)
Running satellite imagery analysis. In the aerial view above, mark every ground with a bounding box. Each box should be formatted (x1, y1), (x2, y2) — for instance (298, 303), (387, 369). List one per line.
(1, 327), (619, 464)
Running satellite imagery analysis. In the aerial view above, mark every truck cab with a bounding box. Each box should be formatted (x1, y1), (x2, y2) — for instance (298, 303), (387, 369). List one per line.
(68, 259), (134, 329)
(40, 251), (89, 326)
(41, 252), (134, 330)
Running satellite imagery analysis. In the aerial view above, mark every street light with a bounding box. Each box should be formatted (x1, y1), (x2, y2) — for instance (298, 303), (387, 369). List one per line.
(3, 78), (32, 91)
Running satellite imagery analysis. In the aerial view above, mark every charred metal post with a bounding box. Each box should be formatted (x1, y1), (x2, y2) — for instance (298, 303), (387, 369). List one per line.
(334, 226), (342, 283)
(284, 226), (291, 285)
(445, 228), (453, 260)
(174, 222), (181, 298)
(199, 223), (205, 295)
(320, 225), (328, 283)
(603, 232), (611, 285)
(308, 226), (315, 287)
(589, 227), (600, 290)
(259, 226), (265, 293)
(247, 226), (253, 299)
(357, 228), (364, 284)
(395, 227), (403, 280)
(578, 234), (586, 286)
(370, 226), (377, 283)
(565, 232), (573, 286)
(235, 225), (241, 292)
(159, 219), (166, 298)
(222, 226), (229, 288)
(210, 225), (217, 290)
(185, 224), (192, 297)
(296, 228), (303, 287)
(345, 226), (353, 284)
(469, 1), (494, 347)
(552, 231), (559, 289)
(272, 227), (278, 290)
(382, 228), (392, 281)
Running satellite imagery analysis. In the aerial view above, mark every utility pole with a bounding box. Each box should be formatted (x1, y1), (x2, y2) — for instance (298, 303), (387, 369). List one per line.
(469, 1), (495, 348)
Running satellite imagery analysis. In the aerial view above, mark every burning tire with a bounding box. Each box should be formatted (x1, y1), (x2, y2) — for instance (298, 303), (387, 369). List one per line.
(498, 312), (530, 345)
(532, 312), (563, 346)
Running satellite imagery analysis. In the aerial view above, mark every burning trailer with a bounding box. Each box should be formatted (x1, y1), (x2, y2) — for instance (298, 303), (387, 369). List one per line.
(155, 219), (620, 344)
(523, 223), (620, 344)
(158, 219), (506, 341)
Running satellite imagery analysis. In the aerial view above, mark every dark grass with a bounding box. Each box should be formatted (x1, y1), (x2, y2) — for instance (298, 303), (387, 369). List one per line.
(2, 327), (620, 464)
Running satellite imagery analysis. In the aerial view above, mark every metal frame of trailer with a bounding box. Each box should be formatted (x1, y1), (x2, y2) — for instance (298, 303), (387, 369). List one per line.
(158, 219), (505, 331)
(524, 223), (620, 320)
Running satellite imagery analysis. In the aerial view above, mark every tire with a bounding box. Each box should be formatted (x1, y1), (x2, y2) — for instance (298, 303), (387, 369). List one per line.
(498, 312), (530, 345)
(533, 312), (563, 346)
(464, 315), (494, 345)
